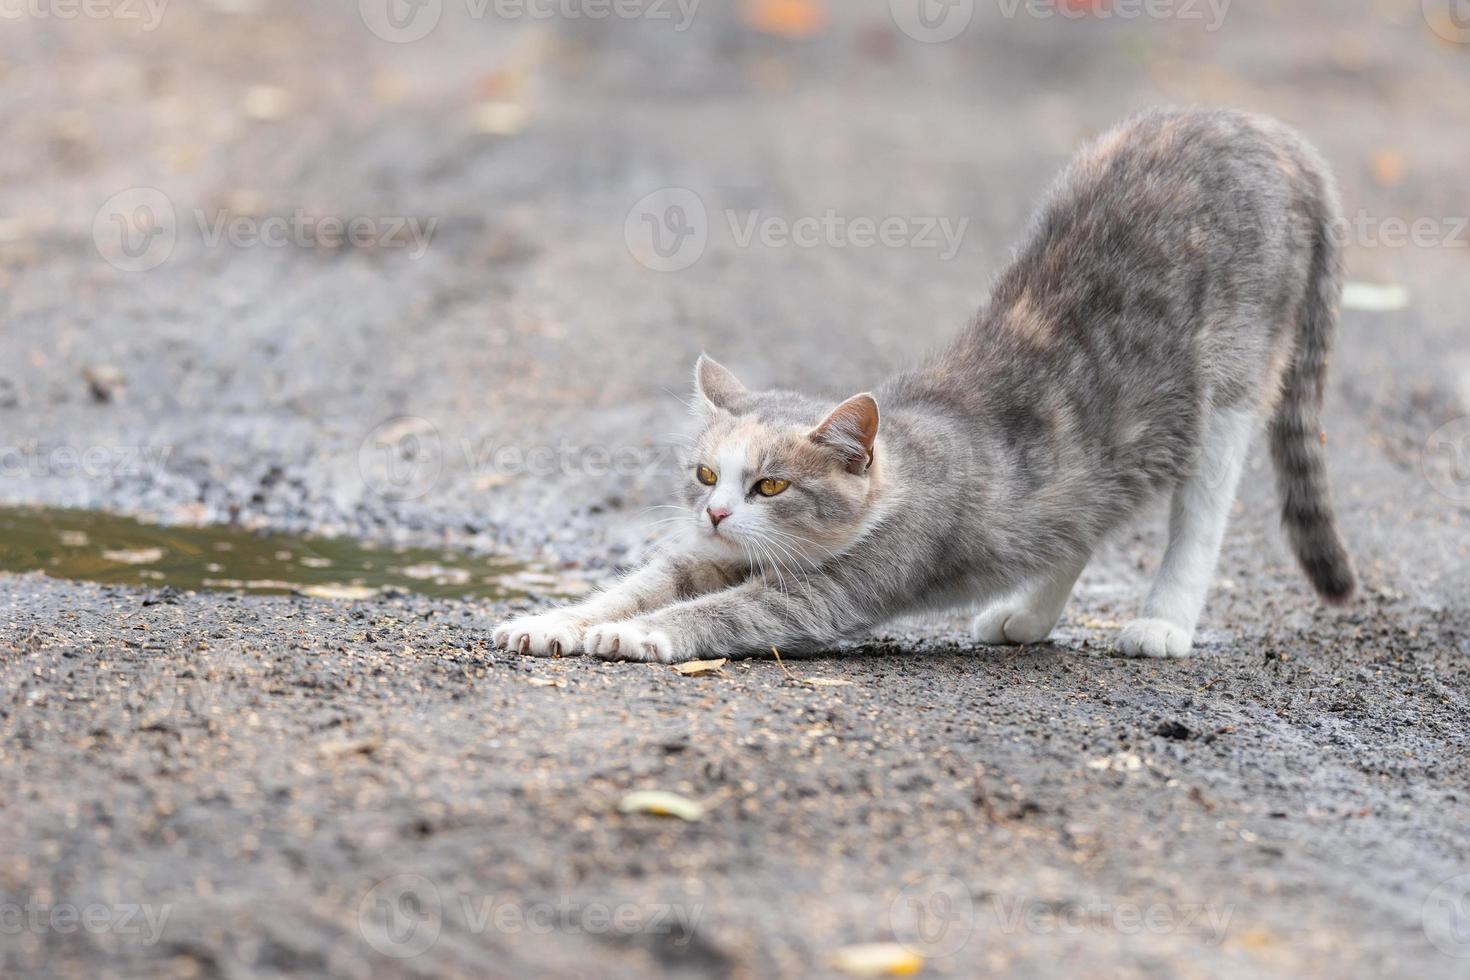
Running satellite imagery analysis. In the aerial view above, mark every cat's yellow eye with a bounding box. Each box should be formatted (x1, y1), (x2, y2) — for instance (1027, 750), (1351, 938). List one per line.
(755, 478), (790, 497)
(696, 465), (718, 486)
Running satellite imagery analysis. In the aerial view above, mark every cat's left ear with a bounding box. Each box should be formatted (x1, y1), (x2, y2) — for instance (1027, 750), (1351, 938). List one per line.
(693, 353), (748, 414)
(809, 393), (879, 475)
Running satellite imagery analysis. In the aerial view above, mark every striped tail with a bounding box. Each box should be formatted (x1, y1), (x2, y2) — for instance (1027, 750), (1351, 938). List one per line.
(1267, 205), (1356, 604)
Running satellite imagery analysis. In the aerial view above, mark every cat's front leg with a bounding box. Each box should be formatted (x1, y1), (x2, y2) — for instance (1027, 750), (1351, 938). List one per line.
(495, 554), (742, 657)
(585, 575), (867, 664)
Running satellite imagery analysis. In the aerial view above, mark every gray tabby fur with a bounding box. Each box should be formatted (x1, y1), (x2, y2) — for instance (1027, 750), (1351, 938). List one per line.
(495, 106), (1355, 663)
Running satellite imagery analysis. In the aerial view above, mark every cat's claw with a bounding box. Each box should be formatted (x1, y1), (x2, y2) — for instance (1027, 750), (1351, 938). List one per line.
(1116, 618), (1193, 658)
(493, 612), (585, 657)
(970, 606), (1056, 645)
(584, 621), (683, 664)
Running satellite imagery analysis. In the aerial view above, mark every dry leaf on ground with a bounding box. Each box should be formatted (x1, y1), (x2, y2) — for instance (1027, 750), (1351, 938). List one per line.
(617, 790), (704, 822)
(673, 658), (727, 676)
(830, 943), (923, 977)
(742, 0), (828, 38)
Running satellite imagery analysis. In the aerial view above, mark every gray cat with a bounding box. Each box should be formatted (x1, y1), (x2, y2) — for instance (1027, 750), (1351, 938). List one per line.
(495, 106), (1355, 663)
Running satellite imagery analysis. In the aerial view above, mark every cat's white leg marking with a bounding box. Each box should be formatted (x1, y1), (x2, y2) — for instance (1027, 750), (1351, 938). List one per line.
(972, 551), (1091, 645)
(584, 620), (679, 664)
(1118, 407), (1255, 659)
(493, 608), (586, 657)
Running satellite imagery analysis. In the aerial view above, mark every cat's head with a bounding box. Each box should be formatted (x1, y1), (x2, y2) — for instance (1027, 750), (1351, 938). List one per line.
(675, 354), (882, 565)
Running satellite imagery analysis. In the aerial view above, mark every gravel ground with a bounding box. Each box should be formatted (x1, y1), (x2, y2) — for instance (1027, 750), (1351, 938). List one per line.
(3, 1), (1470, 977)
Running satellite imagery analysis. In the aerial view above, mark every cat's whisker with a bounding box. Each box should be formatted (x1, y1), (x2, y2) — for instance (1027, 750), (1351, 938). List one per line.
(757, 527), (829, 571)
(637, 504), (688, 516)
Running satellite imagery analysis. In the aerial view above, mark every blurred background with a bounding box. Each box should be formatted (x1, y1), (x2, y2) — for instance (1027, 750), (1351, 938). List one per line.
(2, 0), (1467, 576)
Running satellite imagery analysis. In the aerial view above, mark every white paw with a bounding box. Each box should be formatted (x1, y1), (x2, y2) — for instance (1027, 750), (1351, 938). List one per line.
(493, 610), (585, 657)
(583, 621), (683, 663)
(971, 606), (1056, 645)
(1116, 618), (1193, 659)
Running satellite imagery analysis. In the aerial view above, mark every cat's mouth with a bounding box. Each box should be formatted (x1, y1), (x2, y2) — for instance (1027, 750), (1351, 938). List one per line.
(703, 525), (742, 550)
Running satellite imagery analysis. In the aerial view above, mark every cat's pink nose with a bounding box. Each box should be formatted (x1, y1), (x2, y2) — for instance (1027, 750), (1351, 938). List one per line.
(707, 507), (730, 528)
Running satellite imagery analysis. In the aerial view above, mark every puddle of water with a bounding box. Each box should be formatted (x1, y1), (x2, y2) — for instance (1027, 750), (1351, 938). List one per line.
(0, 507), (584, 601)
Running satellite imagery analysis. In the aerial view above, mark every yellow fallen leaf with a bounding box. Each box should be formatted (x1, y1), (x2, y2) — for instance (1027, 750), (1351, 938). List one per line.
(1235, 928), (1276, 950)
(742, 0), (828, 38)
(617, 790), (704, 822)
(1368, 148), (1405, 188)
(673, 658), (727, 677)
(468, 101), (529, 136)
(830, 943), (923, 977)
(318, 736), (382, 758)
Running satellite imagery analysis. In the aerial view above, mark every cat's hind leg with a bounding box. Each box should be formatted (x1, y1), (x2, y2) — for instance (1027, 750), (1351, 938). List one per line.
(1117, 407), (1255, 658)
(971, 552), (1090, 645)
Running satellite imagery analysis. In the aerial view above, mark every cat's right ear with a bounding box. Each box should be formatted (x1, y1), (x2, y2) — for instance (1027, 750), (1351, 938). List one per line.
(693, 354), (747, 414)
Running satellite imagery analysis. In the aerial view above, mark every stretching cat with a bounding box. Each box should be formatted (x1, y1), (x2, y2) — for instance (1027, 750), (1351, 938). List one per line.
(495, 106), (1355, 663)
